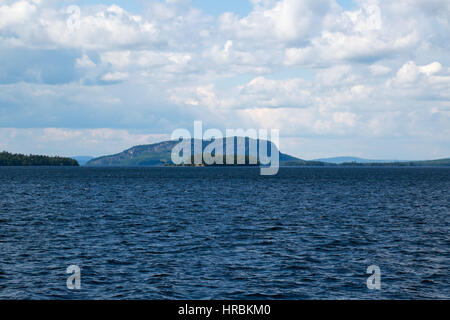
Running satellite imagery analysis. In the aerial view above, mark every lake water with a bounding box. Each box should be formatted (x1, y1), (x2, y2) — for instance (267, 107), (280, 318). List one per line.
(0, 167), (449, 299)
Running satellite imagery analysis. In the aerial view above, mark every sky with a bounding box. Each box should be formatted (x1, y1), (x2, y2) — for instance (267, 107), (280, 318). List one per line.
(0, 0), (449, 160)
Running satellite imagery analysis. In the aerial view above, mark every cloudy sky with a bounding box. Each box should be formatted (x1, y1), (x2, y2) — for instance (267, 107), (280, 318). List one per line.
(0, 0), (449, 159)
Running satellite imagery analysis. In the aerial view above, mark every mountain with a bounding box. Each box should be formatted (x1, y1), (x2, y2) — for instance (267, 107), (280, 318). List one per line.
(70, 156), (94, 166)
(86, 138), (301, 167)
(87, 140), (177, 166)
(313, 156), (399, 164)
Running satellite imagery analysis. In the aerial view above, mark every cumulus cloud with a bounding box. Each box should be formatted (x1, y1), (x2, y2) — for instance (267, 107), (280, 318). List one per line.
(0, 0), (449, 159)
(237, 77), (312, 108)
(392, 61), (446, 86)
(101, 71), (129, 82)
(76, 54), (96, 68)
(0, 0), (37, 29)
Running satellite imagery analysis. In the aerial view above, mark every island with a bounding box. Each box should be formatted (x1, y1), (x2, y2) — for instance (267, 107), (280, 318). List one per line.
(0, 151), (79, 166)
(85, 138), (299, 167)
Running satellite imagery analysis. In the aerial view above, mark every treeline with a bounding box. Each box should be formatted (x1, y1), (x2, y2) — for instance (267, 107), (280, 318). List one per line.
(281, 158), (450, 167)
(0, 152), (79, 166)
(340, 159), (450, 166)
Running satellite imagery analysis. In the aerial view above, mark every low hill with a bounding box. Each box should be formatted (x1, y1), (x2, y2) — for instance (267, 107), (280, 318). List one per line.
(313, 156), (399, 164)
(340, 158), (450, 166)
(70, 156), (94, 166)
(0, 151), (79, 166)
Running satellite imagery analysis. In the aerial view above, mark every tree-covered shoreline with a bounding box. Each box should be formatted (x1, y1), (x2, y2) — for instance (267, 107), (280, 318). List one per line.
(0, 152), (79, 166)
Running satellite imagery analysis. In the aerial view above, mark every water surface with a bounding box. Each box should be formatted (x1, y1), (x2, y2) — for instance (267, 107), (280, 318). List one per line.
(0, 167), (449, 299)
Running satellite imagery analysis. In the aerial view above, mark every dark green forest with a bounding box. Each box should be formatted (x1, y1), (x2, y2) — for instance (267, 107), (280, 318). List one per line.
(0, 152), (79, 166)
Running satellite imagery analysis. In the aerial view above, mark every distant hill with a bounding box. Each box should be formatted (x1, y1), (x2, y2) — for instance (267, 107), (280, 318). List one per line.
(340, 158), (450, 167)
(71, 156), (94, 166)
(86, 138), (302, 167)
(280, 157), (450, 167)
(313, 156), (399, 164)
(0, 151), (79, 166)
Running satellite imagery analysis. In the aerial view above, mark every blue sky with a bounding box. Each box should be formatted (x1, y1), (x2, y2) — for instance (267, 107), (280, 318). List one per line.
(0, 0), (449, 159)
(191, 0), (253, 16)
(71, 0), (356, 15)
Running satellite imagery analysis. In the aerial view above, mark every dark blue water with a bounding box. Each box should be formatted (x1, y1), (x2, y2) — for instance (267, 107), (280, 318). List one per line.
(0, 167), (449, 299)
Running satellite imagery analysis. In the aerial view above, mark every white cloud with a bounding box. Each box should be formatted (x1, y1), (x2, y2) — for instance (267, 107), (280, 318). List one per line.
(237, 76), (312, 108)
(0, 0), (449, 158)
(102, 71), (129, 81)
(395, 61), (421, 84)
(418, 61), (442, 76)
(76, 54), (96, 68)
(101, 51), (131, 68)
(369, 64), (391, 75)
(170, 84), (221, 109)
(217, 0), (338, 58)
(284, 47), (315, 66)
(333, 112), (357, 127)
(345, 2), (382, 32)
(393, 61), (445, 86)
(0, 0), (37, 29)
(315, 65), (354, 86)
